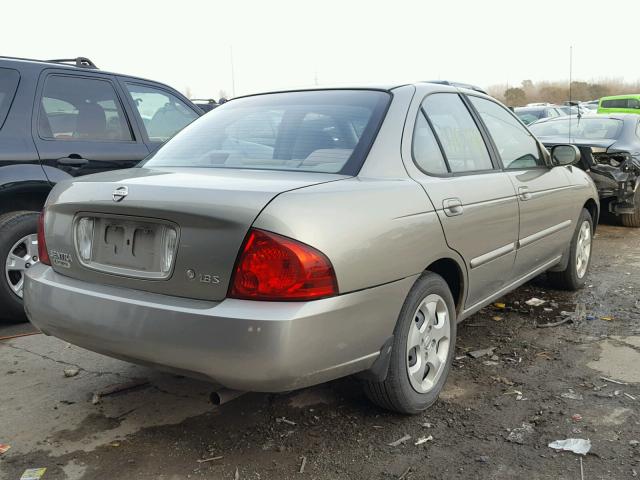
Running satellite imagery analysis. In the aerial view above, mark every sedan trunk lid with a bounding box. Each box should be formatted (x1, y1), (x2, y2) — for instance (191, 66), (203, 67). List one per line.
(43, 167), (347, 301)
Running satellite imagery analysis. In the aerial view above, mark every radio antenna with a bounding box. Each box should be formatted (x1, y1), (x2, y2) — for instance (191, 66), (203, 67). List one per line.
(569, 45), (573, 140)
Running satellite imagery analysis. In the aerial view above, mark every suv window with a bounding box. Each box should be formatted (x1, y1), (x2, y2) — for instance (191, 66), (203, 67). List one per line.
(125, 83), (198, 142)
(469, 96), (543, 169)
(602, 98), (640, 109)
(412, 110), (448, 174)
(0, 68), (20, 130)
(422, 93), (493, 173)
(39, 75), (132, 141)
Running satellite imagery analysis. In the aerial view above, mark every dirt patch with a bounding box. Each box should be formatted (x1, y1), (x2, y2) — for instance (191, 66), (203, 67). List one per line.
(588, 339), (640, 383)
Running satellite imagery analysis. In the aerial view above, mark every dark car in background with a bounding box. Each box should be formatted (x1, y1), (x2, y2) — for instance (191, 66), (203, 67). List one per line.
(530, 115), (640, 227)
(0, 56), (203, 322)
(514, 105), (567, 125)
(190, 98), (219, 112)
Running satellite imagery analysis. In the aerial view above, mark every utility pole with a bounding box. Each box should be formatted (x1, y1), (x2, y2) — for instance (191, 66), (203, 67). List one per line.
(230, 46), (236, 98)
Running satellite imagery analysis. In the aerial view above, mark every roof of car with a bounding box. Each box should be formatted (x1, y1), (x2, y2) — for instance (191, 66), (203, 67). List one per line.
(232, 81), (488, 101)
(0, 56), (164, 85)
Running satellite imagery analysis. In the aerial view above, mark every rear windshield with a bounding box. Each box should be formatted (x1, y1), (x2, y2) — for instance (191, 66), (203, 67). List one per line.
(0, 68), (20, 129)
(529, 118), (624, 140)
(601, 98), (640, 109)
(143, 90), (390, 174)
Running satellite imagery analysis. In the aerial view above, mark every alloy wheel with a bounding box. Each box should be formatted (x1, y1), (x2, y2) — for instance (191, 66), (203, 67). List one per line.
(576, 220), (591, 279)
(406, 293), (451, 393)
(4, 234), (39, 299)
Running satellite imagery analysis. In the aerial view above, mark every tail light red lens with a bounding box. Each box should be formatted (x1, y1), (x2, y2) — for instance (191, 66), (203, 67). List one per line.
(37, 210), (51, 266)
(229, 229), (338, 301)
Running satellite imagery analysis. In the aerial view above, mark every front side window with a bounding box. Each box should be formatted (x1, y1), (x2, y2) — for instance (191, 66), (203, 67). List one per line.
(0, 68), (20, 129)
(469, 96), (543, 169)
(422, 93), (493, 173)
(39, 75), (132, 141)
(125, 84), (198, 142)
(143, 90), (390, 174)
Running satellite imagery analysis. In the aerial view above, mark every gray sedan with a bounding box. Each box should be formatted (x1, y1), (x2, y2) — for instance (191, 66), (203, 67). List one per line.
(25, 82), (599, 413)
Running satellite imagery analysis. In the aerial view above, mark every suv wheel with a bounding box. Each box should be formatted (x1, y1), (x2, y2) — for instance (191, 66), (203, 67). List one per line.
(0, 211), (40, 323)
(548, 208), (593, 290)
(363, 272), (457, 414)
(620, 190), (640, 228)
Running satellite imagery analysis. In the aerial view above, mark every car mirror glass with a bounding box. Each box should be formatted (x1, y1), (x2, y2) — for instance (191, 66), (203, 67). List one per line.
(551, 145), (581, 166)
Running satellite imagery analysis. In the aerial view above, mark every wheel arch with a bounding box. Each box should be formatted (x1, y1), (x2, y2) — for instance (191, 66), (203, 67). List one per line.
(0, 184), (51, 216)
(424, 257), (466, 317)
(583, 197), (599, 232)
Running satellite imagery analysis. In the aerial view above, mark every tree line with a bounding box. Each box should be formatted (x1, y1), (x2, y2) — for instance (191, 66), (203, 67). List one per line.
(486, 79), (640, 107)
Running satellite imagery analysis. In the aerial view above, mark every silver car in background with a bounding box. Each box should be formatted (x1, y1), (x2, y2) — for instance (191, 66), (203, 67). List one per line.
(25, 83), (599, 413)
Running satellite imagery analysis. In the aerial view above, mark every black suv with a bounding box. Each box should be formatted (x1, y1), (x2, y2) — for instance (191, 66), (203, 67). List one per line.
(0, 56), (203, 322)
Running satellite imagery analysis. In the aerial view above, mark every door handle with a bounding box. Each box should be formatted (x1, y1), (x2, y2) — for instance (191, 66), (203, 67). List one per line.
(443, 198), (463, 216)
(518, 186), (532, 201)
(57, 155), (88, 167)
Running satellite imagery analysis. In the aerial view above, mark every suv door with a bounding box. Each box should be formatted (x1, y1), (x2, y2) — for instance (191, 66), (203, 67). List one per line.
(119, 81), (200, 153)
(33, 71), (149, 178)
(403, 92), (520, 308)
(467, 95), (575, 279)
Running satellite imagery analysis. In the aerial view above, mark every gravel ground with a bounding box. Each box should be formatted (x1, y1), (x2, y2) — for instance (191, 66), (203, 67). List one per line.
(1, 223), (639, 480)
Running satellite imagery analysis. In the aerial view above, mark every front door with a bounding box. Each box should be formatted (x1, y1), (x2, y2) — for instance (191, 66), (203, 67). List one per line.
(405, 92), (520, 309)
(33, 71), (149, 179)
(466, 95), (575, 278)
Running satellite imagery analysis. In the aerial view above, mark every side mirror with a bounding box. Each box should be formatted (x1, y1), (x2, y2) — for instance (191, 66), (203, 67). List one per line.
(551, 144), (581, 166)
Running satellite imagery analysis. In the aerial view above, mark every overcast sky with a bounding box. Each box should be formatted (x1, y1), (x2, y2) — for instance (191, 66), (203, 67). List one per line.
(4, 0), (639, 99)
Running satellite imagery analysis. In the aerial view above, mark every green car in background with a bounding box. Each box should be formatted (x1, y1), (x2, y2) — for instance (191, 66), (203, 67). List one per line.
(598, 94), (640, 114)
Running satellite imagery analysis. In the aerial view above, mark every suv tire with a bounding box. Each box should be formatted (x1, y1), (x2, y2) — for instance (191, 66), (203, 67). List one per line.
(548, 208), (593, 290)
(0, 211), (39, 323)
(363, 272), (457, 414)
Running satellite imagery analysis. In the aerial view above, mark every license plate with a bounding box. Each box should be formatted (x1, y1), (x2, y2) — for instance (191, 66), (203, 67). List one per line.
(76, 214), (178, 279)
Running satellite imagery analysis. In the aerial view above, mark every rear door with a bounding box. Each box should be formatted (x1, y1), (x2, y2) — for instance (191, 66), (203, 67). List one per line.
(403, 92), (520, 308)
(33, 70), (149, 178)
(466, 95), (575, 279)
(118, 80), (200, 154)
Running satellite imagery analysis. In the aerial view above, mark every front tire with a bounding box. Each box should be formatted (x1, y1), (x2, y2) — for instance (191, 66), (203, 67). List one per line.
(620, 190), (640, 228)
(547, 208), (593, 291)
(363, 272), (457, 414)
(0, 211), (40, 323)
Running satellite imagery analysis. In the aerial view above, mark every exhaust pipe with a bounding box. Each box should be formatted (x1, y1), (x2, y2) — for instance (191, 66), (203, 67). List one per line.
(210, 388), (246, 406)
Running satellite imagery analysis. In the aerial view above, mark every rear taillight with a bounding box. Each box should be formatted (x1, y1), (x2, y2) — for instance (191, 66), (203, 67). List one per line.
(37, 210), (50, 266)
(229, 229), (338, 301)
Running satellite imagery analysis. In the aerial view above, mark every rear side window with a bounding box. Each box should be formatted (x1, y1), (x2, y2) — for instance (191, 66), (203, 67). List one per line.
(0, 68), (20, 130)
(412, 111), (448, 174)
(469, 96), (543, 169)
(125, 83), (198, 142)
(39, 75), (133, 141)
(601, 98), (640, 109)
(143, 90), (390, 174)
(422, 93), (493, 173)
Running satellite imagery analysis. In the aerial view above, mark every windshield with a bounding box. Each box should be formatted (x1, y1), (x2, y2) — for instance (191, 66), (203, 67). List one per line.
(143, 90), (390, 174)
(529, 117), (623, 140)
(515, 109), (543, 125)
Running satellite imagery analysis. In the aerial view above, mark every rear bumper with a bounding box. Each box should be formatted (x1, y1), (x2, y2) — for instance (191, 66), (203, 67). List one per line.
(24, 265), (414, 392)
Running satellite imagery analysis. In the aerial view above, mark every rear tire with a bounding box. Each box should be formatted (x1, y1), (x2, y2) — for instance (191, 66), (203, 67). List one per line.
(363, 272), (456, 414)
(0, 211), (39, 323)
(547, 208), (593, 291)
(620, 190), (640, 227)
